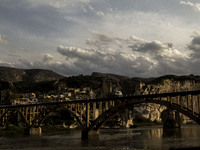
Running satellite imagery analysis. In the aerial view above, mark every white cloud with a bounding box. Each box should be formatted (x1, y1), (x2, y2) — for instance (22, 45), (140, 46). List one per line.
(128, 38), (187, 59)
(88, 5), (95, 11)
(54, 33), (190, 76)
(42, 54), (54, 63)
(49, 1), (66, 8)
(180, 1), (194, 6)
(88, 5), (105, 16)
(0, 28), (193, 77)
(96, 11), (105, 16)
(180, 1), (200, 12)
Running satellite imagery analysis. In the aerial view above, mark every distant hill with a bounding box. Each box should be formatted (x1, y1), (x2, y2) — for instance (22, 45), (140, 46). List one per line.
(0, 66), (65, 83)
(92, 72), (129, 81)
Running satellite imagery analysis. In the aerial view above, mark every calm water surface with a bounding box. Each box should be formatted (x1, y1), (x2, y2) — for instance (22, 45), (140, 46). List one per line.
(0, 125), (200, 150)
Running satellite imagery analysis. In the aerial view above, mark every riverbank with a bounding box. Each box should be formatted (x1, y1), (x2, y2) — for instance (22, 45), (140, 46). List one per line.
(0, 125), (73, 136)
(0, 123), (158, 136)
(0, 126), (25, 135)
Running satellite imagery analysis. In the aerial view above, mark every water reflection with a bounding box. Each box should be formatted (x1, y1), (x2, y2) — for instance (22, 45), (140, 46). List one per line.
(163, 128), (182, 138)
(0, 125), (200, 150)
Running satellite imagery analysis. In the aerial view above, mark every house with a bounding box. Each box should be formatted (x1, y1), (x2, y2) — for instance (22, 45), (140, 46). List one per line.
(12, 98), (30, 105)
(115, 91), (123, 97)
(74, 88), (80, 93)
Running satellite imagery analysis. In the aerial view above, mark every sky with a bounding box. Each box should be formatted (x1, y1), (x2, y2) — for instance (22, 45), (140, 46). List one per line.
(1, 0), (200, 77)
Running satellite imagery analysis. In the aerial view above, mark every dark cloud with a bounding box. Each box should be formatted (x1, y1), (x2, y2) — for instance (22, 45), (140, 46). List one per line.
(129, 41), (163, 53)
(0, 0), (79, 38)
(188, 35), (200, 52)
(188, 35), (200, 58)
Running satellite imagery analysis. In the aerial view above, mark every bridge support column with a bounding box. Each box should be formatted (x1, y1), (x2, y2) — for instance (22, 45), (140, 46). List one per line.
(26, 127), (42, 135)
(81, 129), (99, 139)
(161, 109), (181, 128)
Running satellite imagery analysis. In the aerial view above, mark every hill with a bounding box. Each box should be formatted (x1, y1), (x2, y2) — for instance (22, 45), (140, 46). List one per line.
(0, 66), (65, 83)
(92, 72), (129, 81)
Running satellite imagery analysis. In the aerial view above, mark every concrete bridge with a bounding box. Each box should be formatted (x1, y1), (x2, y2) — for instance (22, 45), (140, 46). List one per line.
(1, 90), (200, 139)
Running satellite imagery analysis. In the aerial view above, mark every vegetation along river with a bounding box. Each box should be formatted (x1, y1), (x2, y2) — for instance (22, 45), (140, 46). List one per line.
(0, 125), (200, 150)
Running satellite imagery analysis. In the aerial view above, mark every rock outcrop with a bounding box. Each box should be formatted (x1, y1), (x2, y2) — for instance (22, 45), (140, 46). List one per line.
(132, 75), (200, 124)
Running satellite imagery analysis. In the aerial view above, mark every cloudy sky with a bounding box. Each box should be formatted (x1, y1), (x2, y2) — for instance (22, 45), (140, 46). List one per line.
(0, 0), (200, 77)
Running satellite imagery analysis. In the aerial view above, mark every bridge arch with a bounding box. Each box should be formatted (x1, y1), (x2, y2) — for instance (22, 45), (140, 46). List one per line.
(89, 98), (200, 131)
(0, 110), (29, 128)
(31, 105), (84, 128)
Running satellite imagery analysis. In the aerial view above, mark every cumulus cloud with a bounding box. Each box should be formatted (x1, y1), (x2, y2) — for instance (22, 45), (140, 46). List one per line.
(0, 34), (8, 45)
(0, 31), (194, 77)
(180, 1), (200, 12)
(128, 37), (185, 59)
(54, 32), (190, 77)
(42, 54), (54, 63)
(129, 40), (163, 53)
(57, 45), (138, 75)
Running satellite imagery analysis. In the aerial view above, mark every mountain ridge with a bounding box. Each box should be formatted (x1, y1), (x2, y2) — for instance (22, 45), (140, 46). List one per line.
(0, 66), (200, 84)
(0, 66), (65, 83)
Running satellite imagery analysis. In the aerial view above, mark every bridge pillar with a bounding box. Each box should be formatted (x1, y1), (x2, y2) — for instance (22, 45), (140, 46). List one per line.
(161, 109), (181, 128)
(26, 127), (42, 135)
(81, 129), (99, 139)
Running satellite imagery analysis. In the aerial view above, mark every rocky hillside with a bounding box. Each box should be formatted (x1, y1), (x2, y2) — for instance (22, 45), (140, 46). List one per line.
(133, 74), (200, 124)
(141, 74), (200, 94)
(0, 66), (65, 83)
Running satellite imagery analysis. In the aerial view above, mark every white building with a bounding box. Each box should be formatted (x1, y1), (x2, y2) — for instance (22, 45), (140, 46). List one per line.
(115, 91), (123, 97)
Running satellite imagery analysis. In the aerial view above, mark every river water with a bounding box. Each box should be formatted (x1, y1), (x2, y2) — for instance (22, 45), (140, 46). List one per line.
(0, 125), (200, 150)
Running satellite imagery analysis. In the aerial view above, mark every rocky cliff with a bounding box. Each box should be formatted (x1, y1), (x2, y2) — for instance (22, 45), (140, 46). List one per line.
(133, 75), (200, 124)
(90, 73), (200, 124)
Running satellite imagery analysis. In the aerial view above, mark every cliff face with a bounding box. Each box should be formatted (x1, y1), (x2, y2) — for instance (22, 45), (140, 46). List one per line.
(133, 76), (200, 123)
(142, 79), (200, 94)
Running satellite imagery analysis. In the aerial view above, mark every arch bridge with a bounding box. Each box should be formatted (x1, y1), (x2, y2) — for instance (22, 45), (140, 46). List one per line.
(1, 90), (200, 138)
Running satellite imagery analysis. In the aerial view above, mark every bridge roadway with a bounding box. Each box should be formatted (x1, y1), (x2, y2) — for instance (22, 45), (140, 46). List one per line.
(1, 90), (200, 138)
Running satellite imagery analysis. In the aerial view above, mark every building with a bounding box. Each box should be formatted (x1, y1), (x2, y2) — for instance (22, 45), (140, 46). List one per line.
(115, 91), (123, 97)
